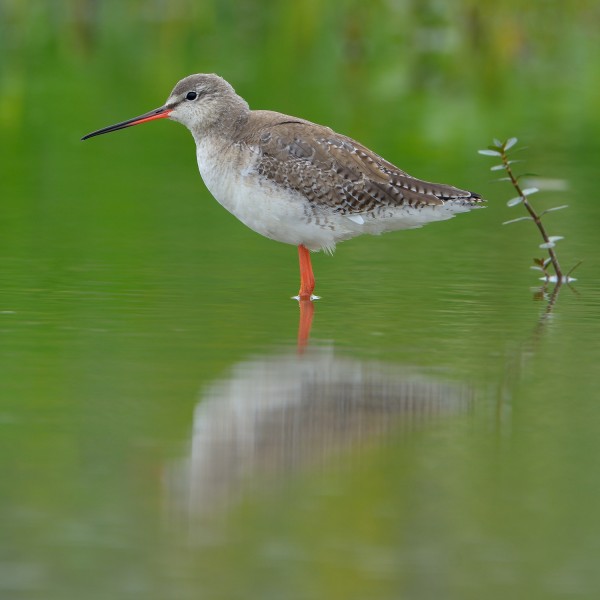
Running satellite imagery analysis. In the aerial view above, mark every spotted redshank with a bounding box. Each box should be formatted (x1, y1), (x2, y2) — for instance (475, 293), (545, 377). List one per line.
(82, 74), (484, 299)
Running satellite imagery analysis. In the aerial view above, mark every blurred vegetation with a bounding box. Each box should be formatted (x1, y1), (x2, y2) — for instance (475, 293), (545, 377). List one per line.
(2, 1), (598, 227)
(1, 0), (600, 145)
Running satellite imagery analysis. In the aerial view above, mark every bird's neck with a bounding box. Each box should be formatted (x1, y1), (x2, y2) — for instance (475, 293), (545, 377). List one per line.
(191, 97), (250, 146)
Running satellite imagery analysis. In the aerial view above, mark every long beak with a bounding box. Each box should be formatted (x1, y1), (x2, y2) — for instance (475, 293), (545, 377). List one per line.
(81, 106), (172, 140)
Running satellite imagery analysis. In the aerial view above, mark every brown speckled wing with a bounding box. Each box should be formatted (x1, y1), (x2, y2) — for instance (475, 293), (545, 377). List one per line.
(252, 120), (482, 214)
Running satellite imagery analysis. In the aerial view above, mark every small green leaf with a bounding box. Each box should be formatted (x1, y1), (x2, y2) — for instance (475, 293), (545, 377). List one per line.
(493, 138), (502, 148)
(503, 216), (532, 225)
(504, 137), (518, 151)
(521, 187), (539, 196)
(490, 164), (506, 171)
(541, 205), (569, 215)
(530, 266), (544, 272)
(566, 260), (583, 278)
(539, 238), (563, 249)
(507, 196), (523, 207)
(509, 145), (528, 154)
(478, 149), (502, 157)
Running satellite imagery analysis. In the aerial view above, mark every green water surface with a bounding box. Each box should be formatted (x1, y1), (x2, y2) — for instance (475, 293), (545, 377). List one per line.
(2, 2), (600, 599)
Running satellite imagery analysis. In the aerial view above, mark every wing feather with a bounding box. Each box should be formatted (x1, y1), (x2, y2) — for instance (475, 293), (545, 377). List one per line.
(250, 119), (483, 214)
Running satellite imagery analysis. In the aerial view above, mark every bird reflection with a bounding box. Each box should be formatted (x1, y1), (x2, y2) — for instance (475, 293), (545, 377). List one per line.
(296, 299), (315, 352)
(168, 343), (473, 520)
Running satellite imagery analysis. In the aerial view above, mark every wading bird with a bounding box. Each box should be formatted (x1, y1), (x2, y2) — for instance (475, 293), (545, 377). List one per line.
(83, 74), (484, 299)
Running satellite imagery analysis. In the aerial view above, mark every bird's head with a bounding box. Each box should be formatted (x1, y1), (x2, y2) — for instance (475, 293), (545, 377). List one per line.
(82, 73), (248, 141)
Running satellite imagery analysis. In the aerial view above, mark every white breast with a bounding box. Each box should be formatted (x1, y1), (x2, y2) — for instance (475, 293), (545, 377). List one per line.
(195, 138), (346, 251)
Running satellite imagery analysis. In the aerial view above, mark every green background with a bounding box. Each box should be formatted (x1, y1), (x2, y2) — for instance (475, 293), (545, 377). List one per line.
(2, 2), (600, 599)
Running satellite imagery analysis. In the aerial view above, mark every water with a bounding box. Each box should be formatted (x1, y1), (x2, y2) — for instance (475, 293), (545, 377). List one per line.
(3, 3), (600, 598)
(3, 167), (600, 599)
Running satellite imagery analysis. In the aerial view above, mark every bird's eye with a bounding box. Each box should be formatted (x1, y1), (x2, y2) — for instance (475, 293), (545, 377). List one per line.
(186, 91), (198, 101)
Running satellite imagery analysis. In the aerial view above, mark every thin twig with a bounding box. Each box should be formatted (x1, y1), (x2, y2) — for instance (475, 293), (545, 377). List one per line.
(479, 138), (579, 284)
(499, 152), (564, 281)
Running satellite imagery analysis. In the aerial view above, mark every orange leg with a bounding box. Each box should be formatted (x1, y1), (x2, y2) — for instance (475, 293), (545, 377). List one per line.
(297, 244), (316, 300)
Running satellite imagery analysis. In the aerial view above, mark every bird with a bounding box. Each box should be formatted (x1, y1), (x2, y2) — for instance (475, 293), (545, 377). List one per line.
(82, 73), (484, 300)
